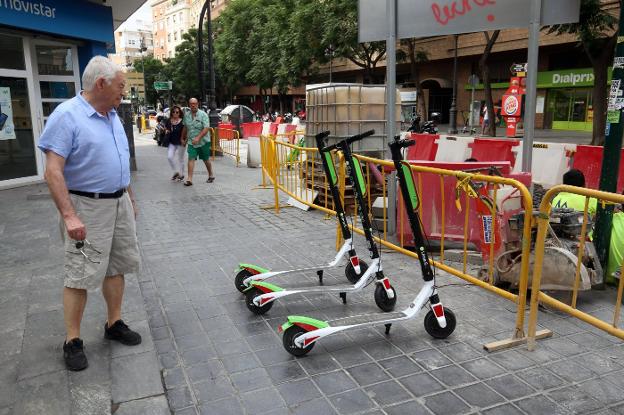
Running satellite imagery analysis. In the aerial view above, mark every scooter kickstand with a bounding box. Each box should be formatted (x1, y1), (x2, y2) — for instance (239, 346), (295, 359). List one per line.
(317, 270), (324, 285)
(385, 324), (392, 335)
(339, 292), (347, 304)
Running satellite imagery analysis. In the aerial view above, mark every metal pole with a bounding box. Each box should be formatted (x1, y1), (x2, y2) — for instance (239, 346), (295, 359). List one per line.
(140, 36), (147, 109)
(386, 0), (396, 153)
(595, 4), (624, 274)
(448, 34), (459, 134)
(197, 2), (208, 105)
(207, 3), (216, 110)
(521, 0), (542, 172)
(470, 85), (475, 129)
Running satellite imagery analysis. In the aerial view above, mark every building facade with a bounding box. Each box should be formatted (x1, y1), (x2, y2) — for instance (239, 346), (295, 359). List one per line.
(0, 0), (143, 188)
(151, 0), (197, 61)
(109, 19), (154, 70)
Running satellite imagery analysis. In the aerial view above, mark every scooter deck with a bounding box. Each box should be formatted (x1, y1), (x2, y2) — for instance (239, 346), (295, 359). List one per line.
(328, 311), (407, 326)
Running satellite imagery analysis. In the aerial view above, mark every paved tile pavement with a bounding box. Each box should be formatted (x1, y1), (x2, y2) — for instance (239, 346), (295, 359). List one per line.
(1, 128), (623, 415)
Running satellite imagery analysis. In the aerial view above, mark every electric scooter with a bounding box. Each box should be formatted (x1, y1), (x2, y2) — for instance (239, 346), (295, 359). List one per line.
(242, 130), (397, 315)
(278, 135), (456, 356)
(234, 131), (369, 294)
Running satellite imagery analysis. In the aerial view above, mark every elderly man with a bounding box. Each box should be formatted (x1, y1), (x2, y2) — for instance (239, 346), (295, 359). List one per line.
(182, 98), (214, 186)
(38, 56), (141, 371)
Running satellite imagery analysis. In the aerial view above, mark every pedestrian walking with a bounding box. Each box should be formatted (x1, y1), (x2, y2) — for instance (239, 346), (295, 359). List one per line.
(481, 104), (490, 135)
(166, 105), (186, 181)
(182, 97), (214, 186)
(38, 56), (142, 372)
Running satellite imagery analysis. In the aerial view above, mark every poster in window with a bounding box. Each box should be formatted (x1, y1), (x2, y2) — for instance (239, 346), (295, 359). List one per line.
(0, 87), (16, 140)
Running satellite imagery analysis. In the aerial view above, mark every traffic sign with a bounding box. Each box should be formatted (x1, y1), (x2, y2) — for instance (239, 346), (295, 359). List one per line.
(154, 81), (172, 91)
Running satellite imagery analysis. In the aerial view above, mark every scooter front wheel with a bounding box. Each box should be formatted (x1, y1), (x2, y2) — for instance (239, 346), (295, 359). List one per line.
(374, 284), (397, 312)
(235, 269), (253, 293)
(245, 288), (274, 315)
(345, 260), (369, 283)
(283, 325), (315, 357)
(424, 307), (456, 339)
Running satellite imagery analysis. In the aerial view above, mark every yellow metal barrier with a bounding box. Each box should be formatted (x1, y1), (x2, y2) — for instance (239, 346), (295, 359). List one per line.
(352, 154), (539, 350)
(527, 185), (624, 351)
(213, 128), (240, 167)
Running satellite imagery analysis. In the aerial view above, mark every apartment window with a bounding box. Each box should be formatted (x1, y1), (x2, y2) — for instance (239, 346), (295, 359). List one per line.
(173, 32), (177, 41)
(173, 15), (176, 23)
(167, 17), (170, 26)
(179, 12), (183, 22)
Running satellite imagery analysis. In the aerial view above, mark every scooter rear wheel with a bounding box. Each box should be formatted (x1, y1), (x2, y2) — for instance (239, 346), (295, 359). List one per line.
(283, 325), (315, 357)
(424, 307), (456, 339)
(374, 284), (397, 312)
(345, 260), (369, 284)
(245, 288), (274, 315)
(235, 269), (253, 293)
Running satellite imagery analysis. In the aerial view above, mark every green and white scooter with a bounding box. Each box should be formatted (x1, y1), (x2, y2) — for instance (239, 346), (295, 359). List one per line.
(277, 135), (456, 356)
(234, 131), (368, 294)
(239, 130), (397, 315)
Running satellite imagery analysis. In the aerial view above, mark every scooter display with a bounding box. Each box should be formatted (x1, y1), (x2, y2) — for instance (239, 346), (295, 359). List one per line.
(242, 130), (397, 315)
(278, 135), (456, 356)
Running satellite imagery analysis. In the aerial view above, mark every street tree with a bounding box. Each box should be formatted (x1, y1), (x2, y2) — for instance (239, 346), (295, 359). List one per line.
(321, 0), (386, 83)
(397, 39), (429, 120)
(479, 30), (500, 137)
(546, 0), (620, 146)
(134, 55), (165, 108)
(162, 28), (201, 103)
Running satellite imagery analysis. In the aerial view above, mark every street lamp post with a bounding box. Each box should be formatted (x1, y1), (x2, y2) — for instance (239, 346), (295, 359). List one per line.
(448, 34), (459, 134)
(140, 35), (148, 111)
(197, 0), (219, 128)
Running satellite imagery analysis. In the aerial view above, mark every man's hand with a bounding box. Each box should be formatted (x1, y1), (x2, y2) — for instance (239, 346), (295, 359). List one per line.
(192, 136), (200, 146)
(64, 214), (86, 241)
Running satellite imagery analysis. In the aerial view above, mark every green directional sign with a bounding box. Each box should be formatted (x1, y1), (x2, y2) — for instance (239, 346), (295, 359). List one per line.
(154, 81), (172, 91)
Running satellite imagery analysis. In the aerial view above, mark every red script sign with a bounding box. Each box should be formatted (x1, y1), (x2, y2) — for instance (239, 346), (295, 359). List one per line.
(432, 0), (497, 26)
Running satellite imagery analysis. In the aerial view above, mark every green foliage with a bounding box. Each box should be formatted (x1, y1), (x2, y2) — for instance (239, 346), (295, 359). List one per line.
(162, 28), (201, 102)
(546, 0), (617, 46)
(133, 56), (165, 107)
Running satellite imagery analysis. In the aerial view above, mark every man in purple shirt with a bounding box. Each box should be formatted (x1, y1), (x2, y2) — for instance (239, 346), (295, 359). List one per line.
(38, 56), (142, 371)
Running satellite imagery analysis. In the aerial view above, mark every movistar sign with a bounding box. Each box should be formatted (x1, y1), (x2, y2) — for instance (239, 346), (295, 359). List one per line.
(0, 0), (57, 18)
(0, 0), (113, 44)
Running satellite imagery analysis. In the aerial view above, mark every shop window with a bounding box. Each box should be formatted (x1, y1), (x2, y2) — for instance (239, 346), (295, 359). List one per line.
(0, 35), (25, 70)
(0, 77), (37, 180)
(40, 82), (76, 99)
(35, 46), (73, 76)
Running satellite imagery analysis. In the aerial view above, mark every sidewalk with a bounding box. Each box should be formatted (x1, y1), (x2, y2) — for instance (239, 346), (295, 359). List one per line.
(2, 128), (624, 414)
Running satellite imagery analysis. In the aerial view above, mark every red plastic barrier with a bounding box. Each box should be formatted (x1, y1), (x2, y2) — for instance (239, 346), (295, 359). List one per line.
(572, 145), (624, 193)
(219, 122), (235, 131)
(407, 133), (439, 161)
(469, 138), (519, 166)
(242, 122), (263, 138)
(269, 123), (279, 136)
(396, 161), (525, 261)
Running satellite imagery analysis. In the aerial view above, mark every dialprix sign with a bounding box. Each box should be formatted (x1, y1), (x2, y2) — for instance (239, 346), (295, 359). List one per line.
(465, 69), (609, 90)
(0, 0), (113, 44)
(359, 0), (580, 42)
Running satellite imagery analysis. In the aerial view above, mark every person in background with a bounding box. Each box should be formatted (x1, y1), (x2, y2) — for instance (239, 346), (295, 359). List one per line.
(552, 169), (598, 214)
(182, 98), (214, 186)
(481, 104), (490, 135)
(166, 105), (186, 182)
(38, 56), (142, 371)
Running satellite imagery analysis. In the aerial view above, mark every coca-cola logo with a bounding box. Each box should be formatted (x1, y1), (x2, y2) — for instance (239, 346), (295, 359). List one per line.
(432, 0), (497, 26)
(504, 96), (519, 116)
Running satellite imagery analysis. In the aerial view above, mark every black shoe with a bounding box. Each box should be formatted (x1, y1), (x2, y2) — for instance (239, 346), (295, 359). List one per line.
(104, 320), (142, 346)
(63, 338), (88, 371)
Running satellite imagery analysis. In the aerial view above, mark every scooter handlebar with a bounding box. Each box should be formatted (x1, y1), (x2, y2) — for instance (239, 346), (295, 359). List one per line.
(390, 135), (415, 148)
(322, 130), (375, 152)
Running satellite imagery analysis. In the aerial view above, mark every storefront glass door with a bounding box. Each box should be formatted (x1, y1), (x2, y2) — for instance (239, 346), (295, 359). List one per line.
(0, 35), (40, 184)
(548, 88), (593, 132)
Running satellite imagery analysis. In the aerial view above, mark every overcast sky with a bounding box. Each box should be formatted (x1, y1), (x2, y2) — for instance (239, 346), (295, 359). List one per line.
(118, 1), (152, 31)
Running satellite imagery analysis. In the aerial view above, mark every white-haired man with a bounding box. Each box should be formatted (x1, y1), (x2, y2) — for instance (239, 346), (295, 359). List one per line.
(38, 56), (141, 371)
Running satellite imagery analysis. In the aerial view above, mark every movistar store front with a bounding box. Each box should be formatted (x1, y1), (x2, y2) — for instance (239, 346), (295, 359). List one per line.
(0, 0), (141, 188)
